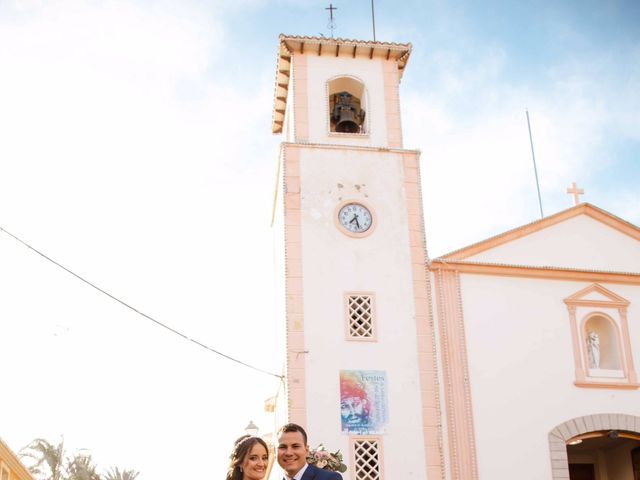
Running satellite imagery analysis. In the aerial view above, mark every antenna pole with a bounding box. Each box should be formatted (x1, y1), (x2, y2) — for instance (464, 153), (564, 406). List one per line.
(371, 0), (377, 41)
(526, 109), (544, 219)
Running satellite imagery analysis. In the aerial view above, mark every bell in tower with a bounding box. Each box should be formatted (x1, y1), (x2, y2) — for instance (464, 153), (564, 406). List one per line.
(331, 91), (366, 133)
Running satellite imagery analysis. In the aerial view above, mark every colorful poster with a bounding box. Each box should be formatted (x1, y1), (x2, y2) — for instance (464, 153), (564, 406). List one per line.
(339, 370), (388, 434)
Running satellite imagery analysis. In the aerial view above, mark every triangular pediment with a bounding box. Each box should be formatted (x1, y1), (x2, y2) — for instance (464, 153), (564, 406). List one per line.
(439, 204), (640, 273)
(564, 283), (629, 307)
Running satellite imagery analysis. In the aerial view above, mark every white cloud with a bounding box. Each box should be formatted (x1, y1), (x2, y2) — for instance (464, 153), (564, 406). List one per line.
(403, 40), (639, 256)
(0, 3), (284, 479)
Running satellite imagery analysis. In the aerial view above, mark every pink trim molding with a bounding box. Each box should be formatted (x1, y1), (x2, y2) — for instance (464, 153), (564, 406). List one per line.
(383, 60), (403, 148)
(293, 55), (309, 142)
(434, 269), (479, 480)
(430, 259), (640, 285)
(403, 152), (446, 480)
(283, 145), (307, 425)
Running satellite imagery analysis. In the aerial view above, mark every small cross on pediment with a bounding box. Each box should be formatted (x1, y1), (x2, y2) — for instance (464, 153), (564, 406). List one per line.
(566, 182), (584, 206)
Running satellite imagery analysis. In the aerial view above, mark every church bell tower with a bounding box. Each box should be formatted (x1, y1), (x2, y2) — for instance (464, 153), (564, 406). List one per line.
(272, 35), (444, 479)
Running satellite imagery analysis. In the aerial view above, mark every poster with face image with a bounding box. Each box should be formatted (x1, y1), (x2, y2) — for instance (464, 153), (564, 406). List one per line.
(339, 370), (388, 434)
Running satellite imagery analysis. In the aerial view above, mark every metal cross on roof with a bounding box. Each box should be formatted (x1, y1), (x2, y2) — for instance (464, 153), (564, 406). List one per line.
(326, 3), (337, 38)
(566, 181), (585, 206)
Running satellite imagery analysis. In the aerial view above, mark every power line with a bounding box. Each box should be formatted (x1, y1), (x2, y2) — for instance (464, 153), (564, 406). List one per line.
(0, 225), (284, 380)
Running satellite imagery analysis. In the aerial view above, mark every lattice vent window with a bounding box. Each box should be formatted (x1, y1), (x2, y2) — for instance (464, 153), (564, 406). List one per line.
(354, 439), (382, 480)
(347, 294), (375, 339)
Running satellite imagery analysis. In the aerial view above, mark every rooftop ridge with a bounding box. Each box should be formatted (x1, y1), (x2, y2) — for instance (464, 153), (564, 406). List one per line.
(438, 203), (640, 260)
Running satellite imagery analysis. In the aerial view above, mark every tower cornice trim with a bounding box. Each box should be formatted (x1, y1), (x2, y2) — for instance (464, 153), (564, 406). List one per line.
(281, 141), (420, 155)
(272, 35), (412, 134)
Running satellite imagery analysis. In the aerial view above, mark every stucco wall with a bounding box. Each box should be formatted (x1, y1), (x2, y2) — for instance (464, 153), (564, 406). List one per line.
(466, 215), (640, 272)
(297, 145), (427, 477)
(458, 274), (640, 479)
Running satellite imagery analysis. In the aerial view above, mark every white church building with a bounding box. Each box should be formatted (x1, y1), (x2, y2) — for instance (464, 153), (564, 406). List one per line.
(270, 34), (640, 480)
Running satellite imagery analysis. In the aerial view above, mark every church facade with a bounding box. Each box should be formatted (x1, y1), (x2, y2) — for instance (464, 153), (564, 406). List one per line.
(431, 203), (640, 479)
(270, 34), (640, 480)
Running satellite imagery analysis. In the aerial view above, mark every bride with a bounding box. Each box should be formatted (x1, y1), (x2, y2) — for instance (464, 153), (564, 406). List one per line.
(226, 435), (270, 480)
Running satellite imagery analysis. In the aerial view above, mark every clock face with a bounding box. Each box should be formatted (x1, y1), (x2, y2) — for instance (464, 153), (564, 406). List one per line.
(338, 203), (373, 234)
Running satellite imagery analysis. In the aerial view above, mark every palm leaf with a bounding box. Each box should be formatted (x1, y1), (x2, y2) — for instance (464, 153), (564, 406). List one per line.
(104, 467), (139, 480)
(20, 438), (66, 480)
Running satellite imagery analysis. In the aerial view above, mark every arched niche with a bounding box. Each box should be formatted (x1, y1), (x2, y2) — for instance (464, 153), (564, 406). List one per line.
(583, 313), (622, 372)
(564, 283), (638, 388)
(327, 76), (368, 134)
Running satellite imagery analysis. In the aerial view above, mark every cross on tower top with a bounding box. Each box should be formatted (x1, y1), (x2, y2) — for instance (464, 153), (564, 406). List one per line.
(566, 182), (585, 206)
(325, 3), (337, 38)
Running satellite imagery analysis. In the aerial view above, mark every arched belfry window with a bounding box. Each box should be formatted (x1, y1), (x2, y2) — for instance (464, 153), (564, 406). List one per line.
(327, 76), (367, 134)
(564, 283), (638, 389)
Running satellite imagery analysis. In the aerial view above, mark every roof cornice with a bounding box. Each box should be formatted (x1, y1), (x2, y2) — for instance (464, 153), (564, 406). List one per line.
(271, 34), (412, 134)
(440, 203), (640, 260)
(430, 259), (640, 285)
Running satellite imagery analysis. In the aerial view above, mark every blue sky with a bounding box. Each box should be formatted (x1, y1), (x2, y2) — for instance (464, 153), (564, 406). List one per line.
(217, 0), (640, 247)
(0, 1), (638, 479)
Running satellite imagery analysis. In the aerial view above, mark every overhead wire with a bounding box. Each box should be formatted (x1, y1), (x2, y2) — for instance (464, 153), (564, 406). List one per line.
(0, 225), (284, 380)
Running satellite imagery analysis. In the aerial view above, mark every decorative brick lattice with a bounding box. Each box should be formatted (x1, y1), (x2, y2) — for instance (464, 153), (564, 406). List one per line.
(354, 439), (381, 480)
(348, 295), (374, 338)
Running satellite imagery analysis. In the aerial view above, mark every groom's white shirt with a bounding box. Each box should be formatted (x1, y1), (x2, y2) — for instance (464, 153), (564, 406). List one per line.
(286, 462), (309, 480)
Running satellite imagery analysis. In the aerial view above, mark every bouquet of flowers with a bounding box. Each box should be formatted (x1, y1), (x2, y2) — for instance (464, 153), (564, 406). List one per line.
(307, 444), (347, 473)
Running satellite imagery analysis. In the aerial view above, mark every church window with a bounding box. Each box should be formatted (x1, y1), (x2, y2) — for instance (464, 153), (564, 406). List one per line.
(346, 293), (376, 340)
(352, 437), (382, 480)
(327, 77), (367, 134)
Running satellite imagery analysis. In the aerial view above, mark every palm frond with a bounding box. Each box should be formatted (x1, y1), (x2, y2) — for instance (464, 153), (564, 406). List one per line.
(20, 437), (66, 480)
(104, 467), (139, 480)
(67, 454), (100, 480)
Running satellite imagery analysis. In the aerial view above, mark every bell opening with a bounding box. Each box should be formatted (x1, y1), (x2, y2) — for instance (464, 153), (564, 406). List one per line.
(327, 77), (367, 134)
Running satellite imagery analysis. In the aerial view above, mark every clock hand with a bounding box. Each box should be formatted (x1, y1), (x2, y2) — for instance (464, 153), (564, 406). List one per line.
(349, 214), (358, 224)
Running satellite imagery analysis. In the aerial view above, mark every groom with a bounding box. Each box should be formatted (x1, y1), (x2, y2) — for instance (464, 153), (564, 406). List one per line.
(277, 423), (343, 480)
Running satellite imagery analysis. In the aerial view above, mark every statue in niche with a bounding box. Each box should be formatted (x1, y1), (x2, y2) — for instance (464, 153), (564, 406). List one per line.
(587, 331), (601, 369)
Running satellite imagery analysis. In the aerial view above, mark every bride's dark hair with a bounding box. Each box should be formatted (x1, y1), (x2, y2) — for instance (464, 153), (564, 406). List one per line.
(225, 435), (269, 480)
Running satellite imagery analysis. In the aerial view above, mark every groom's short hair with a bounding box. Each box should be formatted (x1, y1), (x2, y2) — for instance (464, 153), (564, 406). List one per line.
(277, 423), (308, 445)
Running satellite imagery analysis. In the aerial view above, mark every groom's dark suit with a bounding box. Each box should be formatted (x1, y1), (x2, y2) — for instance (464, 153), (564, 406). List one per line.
(298, 464), (343, 480)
